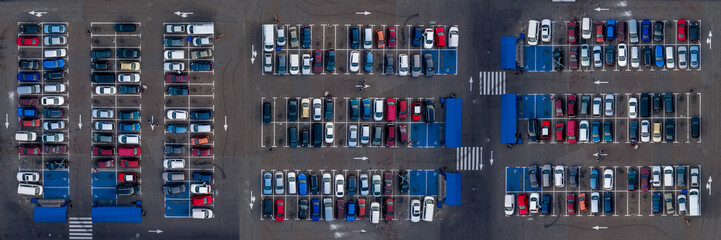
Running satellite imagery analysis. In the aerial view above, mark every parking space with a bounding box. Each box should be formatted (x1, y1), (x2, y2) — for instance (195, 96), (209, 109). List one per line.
(259, 169), (438, 222)
(89, 22), (143, 206)
(162, 22), (216, 219)
(16, 21), (71, 200)
(506, 164), (701, 217)
(518, 92), (701, 145)
(260, 96), (445, 148)
(261, 23), (458, 76)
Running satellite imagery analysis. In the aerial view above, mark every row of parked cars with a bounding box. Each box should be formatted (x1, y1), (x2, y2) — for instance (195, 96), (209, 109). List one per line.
(163, 23), (215, 72)
(557, 43), (700, 70)
(266, 50), (436, 77)
(161, 169), (215, 219)
(263, 196), (435, 223)
(266, 97), (436, 123)
(530, 18), (699, 45)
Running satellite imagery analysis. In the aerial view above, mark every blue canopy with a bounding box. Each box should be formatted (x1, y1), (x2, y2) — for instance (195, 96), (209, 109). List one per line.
(92, 206), (141, 222)
(500, 94), (518, 144)
(445, 172), (462, 206)
(34, 207), (67, 222)
(444, 98), (462, 148)
(500, 36), (518, 70)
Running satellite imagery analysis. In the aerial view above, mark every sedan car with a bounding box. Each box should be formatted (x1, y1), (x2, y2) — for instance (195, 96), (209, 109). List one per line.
(539, 120), (551, 140)
(118, 172), (138, 183)
(593, 45), (602, 67)
(263, 172), (272, 195)
(517, 194), (528, 215)
(434, 26), (446, 48)
(192, 195), (214, 206)
(17, 36), (39, 46)
(655, 45), (664, 68)
(423, 28), (434, 49)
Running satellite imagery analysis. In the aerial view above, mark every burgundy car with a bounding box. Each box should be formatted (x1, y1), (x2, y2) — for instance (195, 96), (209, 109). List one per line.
(384, 198), (394, 220)
(20, 119), (41, 127)
(313, 49), (323, 73)
(192, 147), (213, 156)
(640, 167), (650, 191)
(92, 146), (114, 156)
(387, 27), (397, 48)
(567, 21), (578, 43)
(97, 159), (114, 168)
(398, 124), (408, 144)
(567, 193), (576, 215)
(19, 146), (41, 155)
(397, 99), (407, 119)
(567, 94), (577, 117)
(165, 73), (189, 83)
(120, 159), (140, 167)
(555, 97), (564, 116)
(386, 124), (395, 147)
(44, 145), (67, 154)
(19, 97), (39, 106)
(569, 46), (579, 70)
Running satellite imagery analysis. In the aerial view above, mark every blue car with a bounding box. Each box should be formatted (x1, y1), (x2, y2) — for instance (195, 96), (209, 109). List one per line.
(167, 124), (187, 133)
(302, 27), (311, 49)
(43, 24), (66, 34)
(654, 45), (664, 68)
(17, 72), (40, 82)
(350, 27), (360, 49)
(603, 120), (613, 143)
(191, 110), (213, 120)
(190, 62), (212, 72)
(364, 52), (373, 72)
(119, 122), (140, 132)
(43, 59), (65, 69)
(346, 201), (356, 221)
(603, 192), (613, 214)
(263, 172), (272, 195)
(606, 20), (616, 41)
(590, 169), (599, 189)
(641, 20), (651, 42)
(44, 108), (63, 118)
(652, 192), (662, 214)
(412, 26), (422, 47)
(541, 195), (551, 215)
(361, 99), (371, 120)
(591, 121), (601, 143)
(193, 172), (213, 183)
(298, 173), (307, 195)
(168, 86), (189, 96)
(18, 107), (37, 117)
(311, 198), (321, 221)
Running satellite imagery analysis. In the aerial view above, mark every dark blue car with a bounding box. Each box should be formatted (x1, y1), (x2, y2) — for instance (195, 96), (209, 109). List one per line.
(302, 27), (311, 49)
(350, 27), (360, 49)
(18, 107), (37, 117)
(361, 99), (371, 120)
(193, 172), (213, 183)
(311, 198), (321, 221)
(590, 169), (599, 189)
(17, 72), (40, 82)
(603, 192), (613, 214)
(606, 20), (616, 41)
(654, 45), (664, 67)
(191, 110), (213, 120)
(641, 19), (651, 42)
(190, 62), (212, 72)
(412, 27), (422, 47)
(364, 52), (373, 72)
(541, 195), (551, 215)
(298, 173), (307, 195)
(43, 59), (65, 69)
(652, 192), (662, 214)
(44, 108), (64, 118)
(119, 122), (140, 132)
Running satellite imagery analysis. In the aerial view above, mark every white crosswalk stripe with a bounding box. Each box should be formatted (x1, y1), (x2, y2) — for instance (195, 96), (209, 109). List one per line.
(479, 71), (506, 95)
(456, 147), (482, 171)
(68, 217), (93, 239)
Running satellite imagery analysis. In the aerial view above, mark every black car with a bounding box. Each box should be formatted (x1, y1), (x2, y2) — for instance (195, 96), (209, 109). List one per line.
(664, 93), (674, 113)
(20, 24), (40, 34)
(117, 48), (140, 58)
(114, 24), (137, 32)
(119, 85), (140, 94)
(640, 93), (650, 117)
(325, 49), (336, 72)
(298, 199), (309, 219)
(44, 108), (64, 118)
(164, 145), (186, 154)
(605, 45), (615, 66)
(425, 99), (435, 123)
(287, 99), (298, 122)
(653, 21), (664, 42)
(301, 128), (310, 147)
(553, 48), (563, 70)
(163, 37), (185, 47)
(19, 60), (39, 70)
(689, 21), (699, 42)
(665, 119), (675, 142)
(324, 98), (333, 121)
(288, 127), (298, 148)
(691, 116), (700, 138)
(652, 93), (662, 112)
(263, 198), (273, 218)
(347, 175), (357, 196)
(117, 184), (140, 196)
(384, 54), (394, 75)
(91, 49), (112, 59)
(528, 119), (538, 142)
(628, 169), (637, 191)
(91, 61), (110, 70)
(263, 102), (271, 124)
(643, 46), (653, 68)
(423, 53), (435, 77)
(309, 173), (319, 194)
(629, 120), (639, 142)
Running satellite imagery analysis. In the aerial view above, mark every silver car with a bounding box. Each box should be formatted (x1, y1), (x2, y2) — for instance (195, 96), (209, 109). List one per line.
(348, 125), (358, 147)
(604, 94), (614, 117)
(263, 53), (272, 73)
(372, 174), (381, 197)
(322, 173), (332, 195)
(359, 174), (370, 195)
(274, 172), (284, 194)
(581, 44), (590, 67)
(593, 45), (602, 68)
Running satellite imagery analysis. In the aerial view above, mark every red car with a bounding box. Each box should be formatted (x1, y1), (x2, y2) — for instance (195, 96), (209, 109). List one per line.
(192, 195), (214, 206)
(677, 18), (687, 41)
(17, 36), (39, 46)
(435, 27), (446, 48)
(555, 98), (564, 116)
(540, 120), (551, 140)
(595, 22), (605, 43)
(120, 159), (140, 167)
(386, 98), (396, 121)
(384, 198), (394, 220)
(567, 193), (576, 215)
(566, 120), (577, 143)
(118, 172), (138, 183)
(19, 97), (39, 106)
(387, 27), (397, 48)
(313, 49), (323, 73)
(398, 124), (408, 144)
(275, 199), (285, 222)
(386, 124), (395, 147)
(640, 167), (650, 191)
(19, 146), (41, 155)
(555, 122), (565, 142)
(45, 145), (67, 154)
(192, 147), (213, 156)
(357, 198), (367, 219)
(97, 159), (114, 168)
(118, 146), (141, 157)
(20, 119), (41, 127)
(165, 73), (189, 83)
(517, 194), (528, 215)
(569, 46), (578, 70)
(567, 94), (577, 117)
(411, 101), (423, 121)
(398, 99), (407, 119)
(567, 21), (578, 43)
(92, 146), (114, 156)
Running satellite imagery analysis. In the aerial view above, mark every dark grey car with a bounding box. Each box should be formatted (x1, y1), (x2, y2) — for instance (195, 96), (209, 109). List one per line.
(164, 145), (186, 154)
(580, 95), (590, 115)
(163, 37), (185, 47)
(384, 54), (394, 75)
(528, 164), (540, 189)
(423, 53), (434, 77)
(528, 119), (538, 142)
(117, 184), (140, 196)
(677, 165), (685, 187)
(541, 164), (552, 188)
(569, 167), (579, 188)
(277, 53), (286, 76)
(372, 126), (382, 146)
(163, 183), (187, 195)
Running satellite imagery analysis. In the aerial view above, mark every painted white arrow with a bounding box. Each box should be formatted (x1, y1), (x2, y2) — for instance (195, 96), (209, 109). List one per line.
(174, 11), (193, 18)
(592, 226), (608, 230)
(706, 31), (712, 50)
(4, 114), (8, 128)
(150, 116), (155, 130)
(251, 45), (257, 64)
(468, 77), (473, 91)
(490, 150), (494, 166)
(249, 191), (256, 209)
(355, 11), (371, 15)
(78, 115), (82, 129)
(594, 80), (608, 85)
(594, 7), (609, 11)
(707, 176), (712, 195)
(353, 156), (368, 161)
(28, 11), (47, 17)
(224, 116), (228, 131)
(148, 229), (164, 234)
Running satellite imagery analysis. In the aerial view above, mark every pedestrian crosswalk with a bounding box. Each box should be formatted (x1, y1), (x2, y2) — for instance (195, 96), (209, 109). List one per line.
(68, 217), (93, 240)
(456, 147), (482, 171)
(479, 71), (506, 95)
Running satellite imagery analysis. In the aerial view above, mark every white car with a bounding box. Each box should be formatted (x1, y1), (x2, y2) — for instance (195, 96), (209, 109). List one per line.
(287, 172), (297, 195)
(554, 165), (565, 187)
(164, 62), (185, 71)
(192, 37), (213, 46)
(603, 169), (614, 190)
(118, 134), (140, 144)
(593, 45), (602, 68)
(604, 94), (614, 117)
(95, 86), (116, 95)
(44, 36), (67, 45)
(167, 110), (188, 120)
(423, 28), (434, 49)
(190, 183), (212, 194)
(663, 166), (674, 187)
(422, 196), (435, 221)
(590, 192), (600, 213)
(398, 54), (409, 76)
(41, 96), (64, 106)
(447, 26), (459, 48)
(371, 174), (381, 197)
(529, 192), (540, 214)
(44, 83), (66, 93)
(322, 173), (332, 195)
(678, 194), (687, 215)
(359, 174), (370, 195)
(164, 50), (185, 60)
(579, 120), (589, 142)
(44, 48), (67, 58)
(580, 44), (590, 67)
(162, 158), (185, 169)
(373, 98), (384, 121)
(360, 125), (370, 145)
(628, 97), (638, 118)
(349, 51), (360, 72)
(275, 172), (284, 195)
(678, 46), (688, 69)
(289, 53), (300, 75)
(617, 44), (627, 67)
(540, 19), (552, 43)
(312, 98), (322, 121)
(652, 166), (662, 187)
(630, 46), (640, 68)
(276, 26), (286, 47)
(118, 73), (140, 83)
(410, 199), (422, 222)
(301, 54), (311, 75)
(325, 123), (334, 144)
(43, 121), (65, 130)
(94, 121), (114, 131)
(666, 46), (675, 69)
(190, 123), (212, 133)
(92, 109), (114, 119)
(335, 174), (345, 197)
(192, 208), (214, 219)
(16, 172), (40, 182)
(165, 24), (186, 33)
(640, 120), (650, 142)
(690, 168), (699, 188)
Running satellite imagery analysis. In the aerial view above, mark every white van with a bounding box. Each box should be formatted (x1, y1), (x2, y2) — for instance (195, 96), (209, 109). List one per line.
(192, 208), (214, 219)
(665, 46), (675, 68)
(262, 24), (275, 52)
(363, 28), (373, 49)
(554, 166), (565, 188)
(398, 54), (409, 76)
(187, 23), (214, 35)
(590, 192), (600, 213)
(581, 18), (592, 39)
(289, 53), (300, 75)
(527, 20), (540, 45)
(370, 202), (381, 223)
(15, 131), (37, 141)
(504, 194), (515, 216)
(628, 19), (639, 43)
(663, 166), (674, 187)
(18, 183), (43, 196)
(422, 196), (435, 221)
(688, 189), (700, 216)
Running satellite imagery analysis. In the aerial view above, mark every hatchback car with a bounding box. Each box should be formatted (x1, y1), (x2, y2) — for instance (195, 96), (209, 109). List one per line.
(593, 45), (602, 67)
(423, 28), (434, 49)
